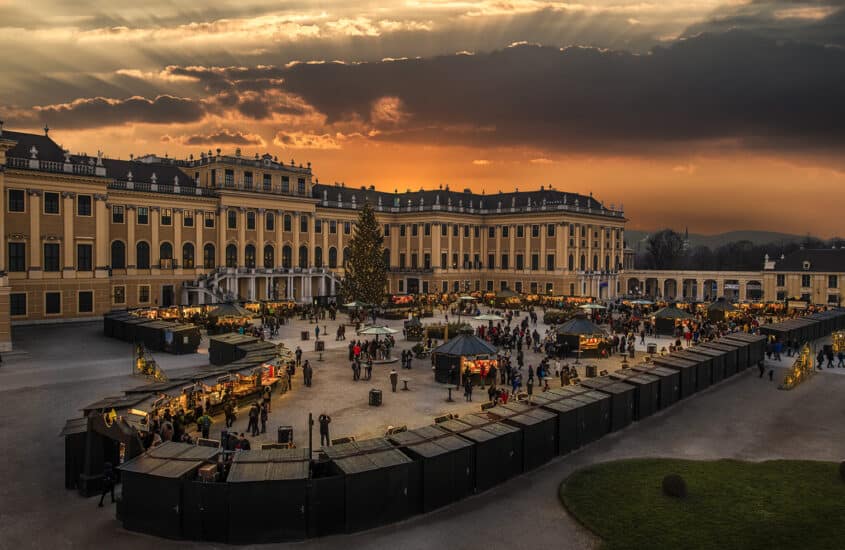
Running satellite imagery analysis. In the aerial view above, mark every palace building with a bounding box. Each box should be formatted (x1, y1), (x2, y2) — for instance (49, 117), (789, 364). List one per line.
(0, 125), (627, 347)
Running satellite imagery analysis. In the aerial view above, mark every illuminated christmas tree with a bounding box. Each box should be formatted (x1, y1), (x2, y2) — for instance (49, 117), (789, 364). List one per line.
(341, 202), (387, 305)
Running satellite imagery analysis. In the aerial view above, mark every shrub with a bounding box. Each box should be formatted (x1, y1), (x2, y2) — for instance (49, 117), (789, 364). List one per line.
(840, 461), (845, 481)
(662, 474), (687, 499)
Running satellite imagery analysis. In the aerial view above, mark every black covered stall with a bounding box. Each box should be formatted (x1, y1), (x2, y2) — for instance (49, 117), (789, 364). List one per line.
(652, 356), (698, 398)
(555, 313), (608, 358)
(208, 333), (259, 366)
(652, 306), (693, 336)
(438, 415), (522, 492)
(630, 364), (681, 409)
(488, 402), (557, 471)
(686, 345), (727, 384)
(578, 378), (636, 431)
(431, 333), (498, 385)
(699, 341), (739, 377)
(608, 369), (661, 420)
(671, 349), (713, 391)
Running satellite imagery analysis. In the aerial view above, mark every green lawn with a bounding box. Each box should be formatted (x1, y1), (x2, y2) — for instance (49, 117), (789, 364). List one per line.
(560, 459), (845, 550)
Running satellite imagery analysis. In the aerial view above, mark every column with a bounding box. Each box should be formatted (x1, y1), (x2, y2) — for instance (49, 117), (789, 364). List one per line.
(405, 225), (411, 268)
(556, 222), (565, 270)
(127, 207), (136, 269)
(523, 225), (529, 271)
(539, 225), (547, 271)
(458, 224), (464, 269)
(432, 224), (441, 268)
(95, 194), (109, 274)
(697, 279), (705, 301)
(217, 207), (226, 268)
(150, 206), (160, 268)
(0, 165), (5, 272)
(195, 209), (203, 270)
(275, 210), (284, 268)
(508, 225), (515, 272)
(62, 192), (75, 272)
(390, 224), (399, 266)
(256, 208), (265, 269)
(248, 276), (256, 301)
(336, 219), (344, 272)
(237, 208), (246, 267)
(495, 225), (502, 269)
(307, 214), (315, 267)
(322, 217), (329, 268)
(292, 214), (301, 268)
(28, 190), (42, 272)
(173, 208), (182, 272)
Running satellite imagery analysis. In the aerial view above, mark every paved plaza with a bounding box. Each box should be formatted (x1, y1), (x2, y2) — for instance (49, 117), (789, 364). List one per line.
(1, 315), (844, 550)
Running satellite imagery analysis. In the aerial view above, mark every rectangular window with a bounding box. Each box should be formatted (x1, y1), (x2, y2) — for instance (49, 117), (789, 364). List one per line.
(473, 254), (480, 269)
(463, 225), (469, 238)
(300, 216), (308, 233)
(77, 195), (92, 216)
(452, 225), (458, 237)
(384, 224), (390, 236)
(531, 225), (539, 238)
(244, 171), (253, 189)
(210, 169), (216, 186)
(44, 243), (60, 272)
(399, 253), (406, 269)
(488, 254), (494, 269)
(297, 178), (306, 194)
(10, 293), (26, 316)
(161, 208), (172, 226)
(441, 224), (447, 236)
(829, 275), (838, 289)
(398, 280), (404, 293)
(8, 242), (26, 271)
(45, 292), (61, 315)
(8, 189), (25, 212)
(227, 210), (237, 229)
(547, 254), (555, 271)
(424, 253), (431, 269)
(546, 282), (554, 294)
(502, 226), (509, 238)
(474, 226), (479, 238)
(329, 220), (337, 234)
(266, 213), (274, 231)
(777, 291), (787, 301)
(183, 210), (194, 227)
(547, 224), (555, 237)
(487, 280), (494, 291)
(463, 254), (469, 268)
(137, 207), (149, 225)
(224, 169), (234, 187)
(78, 290), (93, 313)
(530, 282), (538, 294)
(263, 174), (272, 191)
(205, 212), (215, 228)
(442, 281), (448, 293)
(516, 254), (524, 270)
(515, 281), (523, 292)
(315, 219), (322, 233)
(802, 275), (811, 287)
(281, 176), (290, 193)
(441, 253), (447, 268)
(776, 274), (785, 287)
(400, 225), (406, 237)
(501, 254), (509, 269)
(488, 227), (495, 238)
(284, 216), (292, 232)
(500, 281), (507, 291)
(531, 254), (539, 270)
(113, 286), (126, 305)
(516, 225), (524, 238)
(77, 244), (93, 271)
(138, 285), (151, 304)
(424, 223), (431, 236)
(344, 222), (351, 235)
(411, 253), (418, 269)
(411, 224), (418, 237)
(44, 192), (60, 214)
(246, 211), (255, 230)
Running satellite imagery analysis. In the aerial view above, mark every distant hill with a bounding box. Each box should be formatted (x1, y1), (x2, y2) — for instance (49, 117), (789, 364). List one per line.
(625, 229), (810, 251)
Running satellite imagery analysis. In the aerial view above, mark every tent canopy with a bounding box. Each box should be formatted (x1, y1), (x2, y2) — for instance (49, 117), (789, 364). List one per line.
(208, 302), (254, 318)
(653, 306), (693, 320)
(432, 334), (497, 356)
(358, 325), (398, 336)
(556, 313), (606, 336)
(495, 288), (519, 298)
(707, 299), (736, 312)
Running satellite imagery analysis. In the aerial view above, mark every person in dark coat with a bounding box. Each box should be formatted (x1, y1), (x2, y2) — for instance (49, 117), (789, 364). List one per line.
(248, 403), (260, 436)
(390, 369), (399, 392)
(319, 414), (331, 446)
(98, 462), (116, 507)
(260, 402), (268, 434)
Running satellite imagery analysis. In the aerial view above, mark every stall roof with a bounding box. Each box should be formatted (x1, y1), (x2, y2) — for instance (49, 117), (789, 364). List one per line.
(81, 393), (152, 412)
(119, 442), (219, 478)
(653, 306), (694, 320)
(555, 314), (606, 336)
(124, 380), (190, 394)
(227, 449), (309, 482)
(333, 447), (412, 475)
(60, 417), (88, 437)
(432, 334), (498, 357)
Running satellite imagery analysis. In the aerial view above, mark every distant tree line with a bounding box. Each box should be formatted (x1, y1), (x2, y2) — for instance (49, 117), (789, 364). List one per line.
(636, 229), (841, 271)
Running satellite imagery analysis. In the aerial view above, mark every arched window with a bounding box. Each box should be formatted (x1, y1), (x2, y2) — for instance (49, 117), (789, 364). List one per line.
(182, 243), (195, 269)
(328, 247), (338, 268)
(137, 241), (150, 269)
(298, 245), (308, 269)
(160, 242), (173, 260)
(282, 245), (292, 268)
(382, 248), (390, 269)
(567, 254), (574, 271)
(245, 244), (256, 268)
(203, 243), (215, 268)
(225, 244), (237, 268)
(111, 240), (126, 269)
(314, 246), (323, 268)
(264, 245), (274, 269)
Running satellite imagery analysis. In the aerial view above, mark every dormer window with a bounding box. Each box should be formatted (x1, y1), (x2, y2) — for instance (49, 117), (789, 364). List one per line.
(803, 261), (811, 271)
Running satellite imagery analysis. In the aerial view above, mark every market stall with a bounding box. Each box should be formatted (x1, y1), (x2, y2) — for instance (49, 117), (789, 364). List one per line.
(207, 302), (255, 334)
(431, 333), (498, 385)
(652, 306), (694, 336)
(554, 313), (608, 358)
(706, 299), (739, 322)
(493, 288), (522, 309)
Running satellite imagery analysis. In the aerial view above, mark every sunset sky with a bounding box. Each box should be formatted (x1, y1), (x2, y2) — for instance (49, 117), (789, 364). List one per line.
(2, 0), (844, 237)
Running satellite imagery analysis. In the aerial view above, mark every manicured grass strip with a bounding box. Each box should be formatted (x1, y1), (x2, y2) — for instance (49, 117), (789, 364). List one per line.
(560, 459), (845, 550)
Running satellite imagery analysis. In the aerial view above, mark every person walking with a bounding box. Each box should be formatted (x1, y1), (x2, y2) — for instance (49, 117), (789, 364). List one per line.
(98, 462), (116, 508)
(838, 350), (845, 368)
(319, 413), (332, 446)
(295, 346), (302, 367)
(248, 403), (260, 437)
(224, 398), (236, 428)
(260, 402), (268, 434)
(262, 385), (272, 412)
(366, 358), (373, 381)
(464, 375), (473, 402)
(303, 360), (313, 387)
(389, 368), (399, 392)
(197, 411), (212, 439)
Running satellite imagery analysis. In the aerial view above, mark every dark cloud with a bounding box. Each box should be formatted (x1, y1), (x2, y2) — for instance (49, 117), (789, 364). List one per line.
(33, 94), (205, 129)
(180, 129), (263, 146)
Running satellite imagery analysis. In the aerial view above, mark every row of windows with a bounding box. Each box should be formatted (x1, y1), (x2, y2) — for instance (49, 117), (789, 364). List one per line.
(384, 222), (623, 241)
(7, 190), (93, 216)
(390, 251), (620, 271)
(10, 291), (94, 316)
(216, 169), (306, 194)
(395, 279), (565, 295)
(7, 242), (94, 272)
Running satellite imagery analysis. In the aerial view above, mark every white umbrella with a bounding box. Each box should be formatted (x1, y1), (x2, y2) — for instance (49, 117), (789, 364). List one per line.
(579, 303), (607, 310)
(474, 313), (505, 321)
(458, 295), (477, 301)
(357, 325), (398, 336)
(343, 301), (371, 308)
(630, 299), (653, 305)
